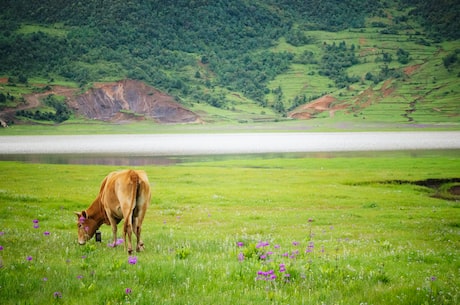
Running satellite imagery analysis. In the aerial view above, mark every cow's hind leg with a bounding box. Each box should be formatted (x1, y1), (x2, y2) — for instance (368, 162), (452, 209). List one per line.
(133, 216), (144, 252)
(123, 211), (134, 255)
(133, 202), (147, 252)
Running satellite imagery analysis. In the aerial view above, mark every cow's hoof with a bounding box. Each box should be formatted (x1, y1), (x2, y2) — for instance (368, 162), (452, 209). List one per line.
(136, 244), (145, 252)
(128, 249), (133, 255)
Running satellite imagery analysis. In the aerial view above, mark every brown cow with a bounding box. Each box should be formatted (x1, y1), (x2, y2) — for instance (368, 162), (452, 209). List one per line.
(75, 169), (151, 254)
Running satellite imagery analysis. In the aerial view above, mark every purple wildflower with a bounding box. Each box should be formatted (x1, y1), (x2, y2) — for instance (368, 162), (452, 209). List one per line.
(125, 288), (132, 294)
(115, 238), (124, 246)
(33, 219), (39, 224)
(79, 216), (85, 224)
(279, 264), (286, 273)
(77, 275), (83, 280)
(430, 276), (437, 281)
(26, 256), (33, 261)
(43, 277), (48, 282)
(0, 245), (3, 251)
(53, 291), (62, 299)
(128, 256), (137, 265)
(237, 241), (244, 247)
(238, 252), (244, 262)
(44, 231), (50, 236)
(284, 273), (291, 282)
(256, 241), (269, 248)
(256, 269), (278, 281)
(0, 231), (4, 236)
(292, 241), (299, 246)
(33, 224), (39, 229)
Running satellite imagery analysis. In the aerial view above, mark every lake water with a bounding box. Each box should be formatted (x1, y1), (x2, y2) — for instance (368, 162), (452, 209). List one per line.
(2, 131), (459, 165)
(1, 150), (459, 166)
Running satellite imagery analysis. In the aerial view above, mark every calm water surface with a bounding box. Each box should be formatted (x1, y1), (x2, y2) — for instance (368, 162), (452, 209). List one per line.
(1, 132), (459, 165)
(1, 150), (459, 166)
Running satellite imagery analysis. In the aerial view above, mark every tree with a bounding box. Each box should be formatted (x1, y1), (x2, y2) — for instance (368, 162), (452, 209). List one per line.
(0, 93), (6, 104)
(18, 74), (28, 84)
(397, 48), (410, 64)
(443, 52), (458, 69)
(382, 52), (392, 63)
(201, 55), (209, 64)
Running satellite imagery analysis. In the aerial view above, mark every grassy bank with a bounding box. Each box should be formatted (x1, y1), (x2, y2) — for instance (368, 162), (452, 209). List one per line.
(0, 154), (459, 304)
(2, 119), (460, 136)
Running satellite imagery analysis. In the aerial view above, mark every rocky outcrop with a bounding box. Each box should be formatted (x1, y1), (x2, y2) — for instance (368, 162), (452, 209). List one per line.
(70, 80), (201, 123)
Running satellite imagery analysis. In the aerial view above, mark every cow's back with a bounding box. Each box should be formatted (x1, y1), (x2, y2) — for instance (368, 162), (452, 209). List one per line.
(101, 170), (150, 219)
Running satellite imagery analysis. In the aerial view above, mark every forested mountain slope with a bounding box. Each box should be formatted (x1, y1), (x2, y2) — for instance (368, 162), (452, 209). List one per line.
(0, 0), (458, 125)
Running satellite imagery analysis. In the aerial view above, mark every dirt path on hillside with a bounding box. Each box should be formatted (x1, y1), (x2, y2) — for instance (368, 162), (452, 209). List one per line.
(0, 86), (78, 122)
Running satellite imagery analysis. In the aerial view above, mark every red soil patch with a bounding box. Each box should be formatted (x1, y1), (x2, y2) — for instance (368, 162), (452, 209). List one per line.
(288, 95), (349, 119)
(381, 79), (395, 97)
(403, 64), (422, 76)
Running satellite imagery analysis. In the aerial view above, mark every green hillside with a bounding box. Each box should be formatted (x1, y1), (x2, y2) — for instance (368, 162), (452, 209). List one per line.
(0, 0), (459, 126)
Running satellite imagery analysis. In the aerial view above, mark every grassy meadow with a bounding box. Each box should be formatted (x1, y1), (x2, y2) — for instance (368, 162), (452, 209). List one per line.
(0, 152), (459, 304)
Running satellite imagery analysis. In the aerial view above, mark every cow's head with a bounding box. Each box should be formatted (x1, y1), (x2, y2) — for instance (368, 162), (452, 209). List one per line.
(75, 211), (98, 245)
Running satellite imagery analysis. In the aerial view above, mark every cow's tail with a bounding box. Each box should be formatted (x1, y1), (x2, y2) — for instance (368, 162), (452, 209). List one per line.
(124, 171), (139, 235)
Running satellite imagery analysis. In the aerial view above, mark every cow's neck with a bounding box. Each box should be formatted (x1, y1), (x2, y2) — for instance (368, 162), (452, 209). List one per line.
(86, 199), (109, 228)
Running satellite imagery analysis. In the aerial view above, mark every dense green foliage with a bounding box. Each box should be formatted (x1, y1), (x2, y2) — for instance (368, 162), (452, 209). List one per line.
(1, 0), (291, 101)
(319, 41), (360, 88)
(402, 0), (460, 40)
(0, 0), (458, 124)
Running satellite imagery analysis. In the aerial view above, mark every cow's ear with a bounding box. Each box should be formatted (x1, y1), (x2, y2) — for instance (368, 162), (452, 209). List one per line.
(74, 211), (81, 218)
(82, 211), (87, 218)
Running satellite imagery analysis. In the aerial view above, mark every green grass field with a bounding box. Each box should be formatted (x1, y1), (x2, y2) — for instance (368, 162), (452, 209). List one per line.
(0, 152), (459, 304)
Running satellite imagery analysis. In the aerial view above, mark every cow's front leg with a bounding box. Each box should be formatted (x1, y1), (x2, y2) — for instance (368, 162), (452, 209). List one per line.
(108, 217), (118, 247)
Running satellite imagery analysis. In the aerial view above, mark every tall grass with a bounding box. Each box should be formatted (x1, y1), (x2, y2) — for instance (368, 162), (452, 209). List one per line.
(0, 153), (459, 304)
